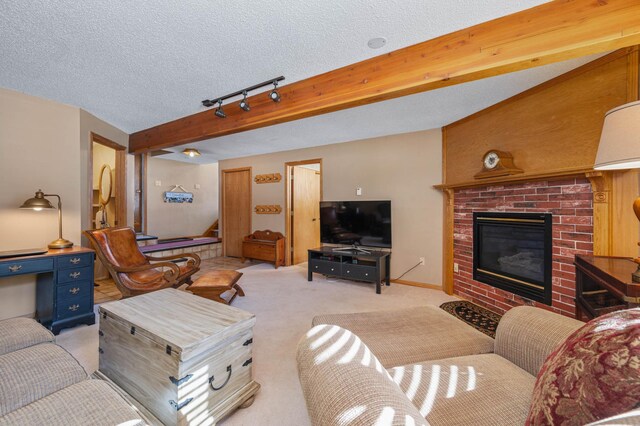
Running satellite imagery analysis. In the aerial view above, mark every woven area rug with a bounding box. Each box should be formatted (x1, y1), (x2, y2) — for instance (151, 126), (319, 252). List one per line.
(440, 300), (502, 338)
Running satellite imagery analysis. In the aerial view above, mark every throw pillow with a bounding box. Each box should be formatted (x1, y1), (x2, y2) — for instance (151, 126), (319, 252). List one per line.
(526, 308), (640, 426)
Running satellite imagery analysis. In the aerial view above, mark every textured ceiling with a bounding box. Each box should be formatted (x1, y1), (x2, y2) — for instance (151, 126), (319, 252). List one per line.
(0, 0), (550, 134)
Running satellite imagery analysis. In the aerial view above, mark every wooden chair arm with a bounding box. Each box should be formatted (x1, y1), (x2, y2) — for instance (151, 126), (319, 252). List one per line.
(145, 252), (201, 268)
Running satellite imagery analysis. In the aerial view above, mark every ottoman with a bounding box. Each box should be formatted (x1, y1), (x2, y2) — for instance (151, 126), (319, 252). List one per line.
(189, 270), (245, 304)
(312, 305), (495, 368)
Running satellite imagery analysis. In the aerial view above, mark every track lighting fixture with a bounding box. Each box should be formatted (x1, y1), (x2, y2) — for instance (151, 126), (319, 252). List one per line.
(201, 76), (285, 116)
(214, 100), (226, 118)
(269, 81), (281, 103)
(239, 91), (250, 112)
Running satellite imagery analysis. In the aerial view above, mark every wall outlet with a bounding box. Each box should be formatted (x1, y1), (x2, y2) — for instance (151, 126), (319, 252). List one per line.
(419, 257), (425, 266)
(356, 187), (362, 196)
(453, 263), (459, 273)
(155, 180), (162, 187)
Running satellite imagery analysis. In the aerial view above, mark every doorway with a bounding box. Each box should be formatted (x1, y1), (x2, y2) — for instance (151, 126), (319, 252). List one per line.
(89, 133), (127, 230)
(221, 167), (252, 257)
(285, 159), (322, 265)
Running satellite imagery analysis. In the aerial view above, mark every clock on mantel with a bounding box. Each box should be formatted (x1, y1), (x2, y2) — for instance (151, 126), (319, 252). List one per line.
(474, 150), (524, 179)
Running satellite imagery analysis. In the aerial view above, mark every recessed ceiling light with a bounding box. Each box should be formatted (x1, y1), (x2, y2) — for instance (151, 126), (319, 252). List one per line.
(367, 37), (387, 49)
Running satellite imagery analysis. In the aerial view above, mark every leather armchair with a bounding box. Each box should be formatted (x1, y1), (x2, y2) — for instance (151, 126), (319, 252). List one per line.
(84, 227), (201, 298)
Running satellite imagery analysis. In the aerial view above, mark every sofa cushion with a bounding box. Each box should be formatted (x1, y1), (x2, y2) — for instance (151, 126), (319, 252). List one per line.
(0, 343), (87, 416)
(0, 317), (54, 356)
(527, 308), (640, 426)
(297, 324), (429, 426)
(312, 306), (494, 368)
(390, 353), (535, 426)
(0, 379), (147, 426)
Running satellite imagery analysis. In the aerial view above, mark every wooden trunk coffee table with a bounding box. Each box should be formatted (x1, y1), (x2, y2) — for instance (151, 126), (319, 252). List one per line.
(98, 288), (259, 425)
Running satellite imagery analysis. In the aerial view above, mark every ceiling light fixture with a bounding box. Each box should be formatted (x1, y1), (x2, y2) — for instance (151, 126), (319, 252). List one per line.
(239, 91), (250, 112)
(201, 76), (285, 116)
(214, 100), (226, 118)
(269, 81), (281, 103)
(182, 148), (201, 158)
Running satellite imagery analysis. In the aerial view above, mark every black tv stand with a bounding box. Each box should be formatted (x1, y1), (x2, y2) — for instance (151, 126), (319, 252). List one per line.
(308, 246), (391, 294)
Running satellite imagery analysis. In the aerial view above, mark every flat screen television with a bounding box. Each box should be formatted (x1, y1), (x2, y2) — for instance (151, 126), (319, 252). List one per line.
(320, 201), (392, 248)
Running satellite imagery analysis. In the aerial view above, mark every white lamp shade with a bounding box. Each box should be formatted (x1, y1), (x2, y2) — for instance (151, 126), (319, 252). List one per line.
(594, 100), (640, 170)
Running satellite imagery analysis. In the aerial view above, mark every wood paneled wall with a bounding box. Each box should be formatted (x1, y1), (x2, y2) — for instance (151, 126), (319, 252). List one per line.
(439, 47), (640, 294)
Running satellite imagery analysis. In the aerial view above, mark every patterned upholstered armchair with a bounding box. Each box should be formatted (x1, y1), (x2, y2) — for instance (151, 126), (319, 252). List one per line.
(84, 227), (201, 298)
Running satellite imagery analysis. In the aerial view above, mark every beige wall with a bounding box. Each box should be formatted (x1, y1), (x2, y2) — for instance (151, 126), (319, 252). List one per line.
(146, 158), (219, 239)
(219, 129), (443, 286)
(0, 89), (129, 319)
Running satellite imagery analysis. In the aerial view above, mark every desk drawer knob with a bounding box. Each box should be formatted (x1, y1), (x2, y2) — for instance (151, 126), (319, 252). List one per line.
(331, 268), (334, 272)
(315, 266), (318, 269)
(69, 287), (81, 295)
(70, 257), (82, 264)
(68, 304), (80, 312)
(8, 265), (22, 273)
(346, 270), (350, 274)
(69, 272), (81, 279)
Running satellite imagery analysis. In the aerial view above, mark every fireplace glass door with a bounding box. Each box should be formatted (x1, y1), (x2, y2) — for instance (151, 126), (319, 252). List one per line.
(473, 212), (552, 304)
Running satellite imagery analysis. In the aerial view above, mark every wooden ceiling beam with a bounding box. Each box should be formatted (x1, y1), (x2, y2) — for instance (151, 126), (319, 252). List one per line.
(129, 0), (640, 154)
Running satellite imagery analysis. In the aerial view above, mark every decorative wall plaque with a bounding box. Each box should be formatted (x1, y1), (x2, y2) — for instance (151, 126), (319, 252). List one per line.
(255, 205), (282, 214)
(254, 173), (282, 184)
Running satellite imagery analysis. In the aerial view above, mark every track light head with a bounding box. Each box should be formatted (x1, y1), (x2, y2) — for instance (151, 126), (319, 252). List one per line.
(239, 91), (250, 112)
(269, 81), (281, 103)
(214, 100), (226, 118)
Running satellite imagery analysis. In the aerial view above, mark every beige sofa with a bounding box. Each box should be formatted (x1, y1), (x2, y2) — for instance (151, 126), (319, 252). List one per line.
(0, 317), (149, 425)
(298, 305), (639, 425)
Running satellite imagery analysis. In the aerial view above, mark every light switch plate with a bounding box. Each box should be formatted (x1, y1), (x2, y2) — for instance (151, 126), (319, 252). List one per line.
(155, 180), (162, 187)
(194, 184), (201, 189)
(356, 187), (362, 196)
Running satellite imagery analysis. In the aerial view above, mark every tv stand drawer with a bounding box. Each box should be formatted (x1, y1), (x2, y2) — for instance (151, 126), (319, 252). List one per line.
(310, 260), (341, 276)
(343, 264), (376, 282)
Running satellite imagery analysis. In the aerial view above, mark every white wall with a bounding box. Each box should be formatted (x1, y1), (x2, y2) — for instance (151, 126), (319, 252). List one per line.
(0, 89), (129, 319)
(146, 158), (219, 239)
(219, 129), (443, 286)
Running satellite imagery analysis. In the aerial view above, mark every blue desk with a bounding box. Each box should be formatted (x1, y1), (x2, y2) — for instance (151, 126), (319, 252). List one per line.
(0, 247), (95, 334)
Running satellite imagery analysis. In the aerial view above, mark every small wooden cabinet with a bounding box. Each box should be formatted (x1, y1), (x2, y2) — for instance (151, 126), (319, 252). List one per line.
(99, 288), (259, 425)
(241, 230), (285, 268)
(574, 255), (640, 320)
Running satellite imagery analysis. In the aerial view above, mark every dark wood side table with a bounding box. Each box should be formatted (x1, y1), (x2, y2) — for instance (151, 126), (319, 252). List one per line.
(574, 255), (640, 321)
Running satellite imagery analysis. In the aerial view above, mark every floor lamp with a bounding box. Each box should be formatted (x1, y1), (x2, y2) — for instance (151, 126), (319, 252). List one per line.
(20, 190), (73, 249)
(594, 100), (640, 281)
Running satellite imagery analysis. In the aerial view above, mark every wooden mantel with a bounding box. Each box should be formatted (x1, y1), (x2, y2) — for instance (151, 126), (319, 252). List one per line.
(129, 0), (640, 154)
(434, 167), (594, 191)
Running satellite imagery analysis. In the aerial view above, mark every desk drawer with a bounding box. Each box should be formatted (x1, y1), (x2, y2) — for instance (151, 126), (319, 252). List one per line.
(56, 293), (92, 320)
(0, 258), (53, 277)
(58, 253), (93, 270)
(57, 281), (92, 300)
(57, 266), (93, 284)
(310, 260), (341, 276)
(343, 264), (377, 282)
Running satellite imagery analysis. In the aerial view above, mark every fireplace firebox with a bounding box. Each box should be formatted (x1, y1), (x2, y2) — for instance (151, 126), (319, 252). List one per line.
(473, 212), (552, 305)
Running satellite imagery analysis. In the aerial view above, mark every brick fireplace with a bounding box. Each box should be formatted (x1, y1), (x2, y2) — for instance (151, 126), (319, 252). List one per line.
(453, 177), (594, 318)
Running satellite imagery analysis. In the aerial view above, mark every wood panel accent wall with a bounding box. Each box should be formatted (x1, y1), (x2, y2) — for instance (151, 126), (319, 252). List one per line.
(443, 49), (632, 186)
(439, 47), (640, 294)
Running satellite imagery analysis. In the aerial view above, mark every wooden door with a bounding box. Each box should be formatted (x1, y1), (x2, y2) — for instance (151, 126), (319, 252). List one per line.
(222, 168), (251, 258)
(292, 166), (321, 264)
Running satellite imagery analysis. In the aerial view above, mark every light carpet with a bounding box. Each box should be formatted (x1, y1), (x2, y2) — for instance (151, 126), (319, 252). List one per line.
(56, 263), (457, 425)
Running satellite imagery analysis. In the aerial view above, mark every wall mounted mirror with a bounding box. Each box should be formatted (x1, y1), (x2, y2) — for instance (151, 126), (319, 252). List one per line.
(98, 164), (113, 207)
